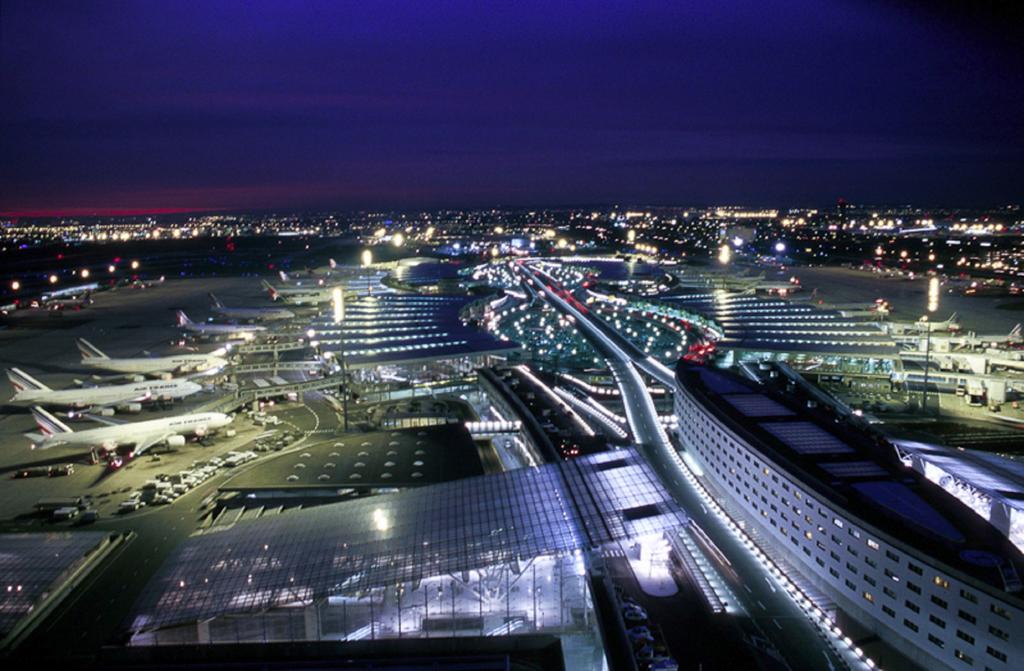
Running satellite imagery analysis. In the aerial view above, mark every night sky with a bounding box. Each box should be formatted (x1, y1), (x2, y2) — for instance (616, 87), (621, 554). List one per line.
(2, 1), (1022, 215)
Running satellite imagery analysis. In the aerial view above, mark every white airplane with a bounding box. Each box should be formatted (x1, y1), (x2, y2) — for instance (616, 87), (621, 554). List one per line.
(950, 324), (1023, 349)
(25, 406), (232, 466)
(261, 279), (334, 305)
(176, 310), (267, 337)
(78, 338), (228, 375)
(209, 293), (295, 321)
(6, 368), (202, 410)
(277, 259), (338, 284)
(888, 312), (960, 335)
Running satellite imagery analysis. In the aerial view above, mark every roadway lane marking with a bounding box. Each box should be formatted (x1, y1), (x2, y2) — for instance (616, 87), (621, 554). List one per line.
(757, 600), (766, 610)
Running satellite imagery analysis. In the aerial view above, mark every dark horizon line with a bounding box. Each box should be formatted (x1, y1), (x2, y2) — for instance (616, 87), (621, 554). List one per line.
(2, 199), (1022, 221)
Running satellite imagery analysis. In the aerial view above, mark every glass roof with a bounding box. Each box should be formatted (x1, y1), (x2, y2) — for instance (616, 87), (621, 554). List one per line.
(127, 450), (684, 634)
(0, 531), (109, 637)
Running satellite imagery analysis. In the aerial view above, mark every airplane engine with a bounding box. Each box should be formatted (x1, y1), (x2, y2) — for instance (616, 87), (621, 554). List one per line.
(98, 408), (116, 416)
(166, 435), (186, 448)
(124, 402), (142, 413)
(160, 372), (173, 380)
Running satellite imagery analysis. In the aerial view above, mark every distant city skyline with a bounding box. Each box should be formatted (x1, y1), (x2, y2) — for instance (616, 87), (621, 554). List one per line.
(2, 1), (1023, 215)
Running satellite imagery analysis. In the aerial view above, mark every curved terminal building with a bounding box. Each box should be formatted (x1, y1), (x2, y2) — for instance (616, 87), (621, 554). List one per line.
(673, 361), (1023, 671)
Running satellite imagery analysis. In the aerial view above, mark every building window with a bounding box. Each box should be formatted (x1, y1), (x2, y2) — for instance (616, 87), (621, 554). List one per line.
(930, 614), (946, 629)
(906, 600), (920, 613)
(883, 586), (896, 599)
(990, 604), (1011, 621)
(867, 538), (880, 550)
(928, 633), (945, 648)
(958, 609), (976, 625)
(845, 579), (856, 591)
(933, 576), (949, 589)
(953, 649), (973, 665)
(904, 619), (919, 633)
(959, 589), (978, 604)
(908, 582), (922, 595)
(885, 549), (900, 563)
(988, 625), (1009, 641)
(882, 605), (895, 618)
(863, 591), (874, 604)
(908, 562), (923, 575)
(986, 646), (1007, 663)
(956, 629), (975, 645)
(932, 595), (948, 609)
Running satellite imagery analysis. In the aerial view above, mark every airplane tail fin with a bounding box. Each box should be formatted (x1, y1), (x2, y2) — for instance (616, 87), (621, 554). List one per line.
(278, 270), (290, 283)
(261, 280), (280, 300)
(208, 293), (224, 308)
(24, 432), (48, 447)
(948, 312), (959, 325)
(77, 338), (109, 360)
(176, 310), (194, 327)
(31, 406), (73, 437)
(329, 258), (337, 269)
(7, 367), (51, 392)
(1011, 323), (1022, 338)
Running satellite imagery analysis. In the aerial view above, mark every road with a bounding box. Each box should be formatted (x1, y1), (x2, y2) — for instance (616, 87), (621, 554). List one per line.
(518, 261), (861, 671)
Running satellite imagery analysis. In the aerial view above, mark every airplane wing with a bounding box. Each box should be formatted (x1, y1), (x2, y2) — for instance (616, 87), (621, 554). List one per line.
(133, 433), (174, 456)
(82, 413), (129, 426)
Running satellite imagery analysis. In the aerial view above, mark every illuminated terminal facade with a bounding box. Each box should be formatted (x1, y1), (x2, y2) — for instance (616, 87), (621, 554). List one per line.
(673, 362), (1023, 671)
(124, 450), (687, 669)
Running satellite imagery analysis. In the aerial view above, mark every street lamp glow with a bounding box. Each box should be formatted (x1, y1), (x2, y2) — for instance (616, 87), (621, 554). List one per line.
(48, 274), (58, 284)
(10, 280), (20, 291)
(774, 241), (786, 253)
(627, 229), (636, 243)
(80, 268), (90, 279)
(490, 245), (499, 258)
(718, 244), (732, 265)
(361, 249), (373, 267)
(130, 260), (140, 270)
(392, 232), (404, 247)
(108, 265), (116, 273)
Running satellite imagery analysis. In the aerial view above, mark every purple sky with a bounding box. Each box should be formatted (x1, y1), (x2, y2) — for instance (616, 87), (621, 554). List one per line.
(1, 1), (1022, 215)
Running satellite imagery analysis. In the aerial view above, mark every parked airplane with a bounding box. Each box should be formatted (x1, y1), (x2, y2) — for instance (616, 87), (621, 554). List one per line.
(26, 406), (232, 466)
(176, 310), (267, 337)
(78, 338), (228, 375)
(6, 368), (201, 410)
(208, 293), (295, 321)
(277, 259), (338, 284)
(261, 279), (334, 305)
(950, 324), (1023, 349)
(887, 313), (960, 335)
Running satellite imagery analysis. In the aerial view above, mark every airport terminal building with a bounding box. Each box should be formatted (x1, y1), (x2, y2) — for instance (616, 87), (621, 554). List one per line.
(673, 362), (1023, 671)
